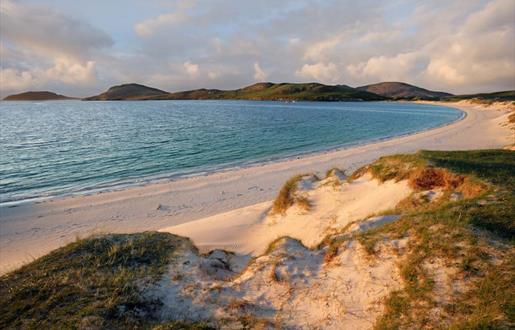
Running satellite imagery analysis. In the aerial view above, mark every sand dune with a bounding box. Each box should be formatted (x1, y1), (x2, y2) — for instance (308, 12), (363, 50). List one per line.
(160, 173), (411, 256)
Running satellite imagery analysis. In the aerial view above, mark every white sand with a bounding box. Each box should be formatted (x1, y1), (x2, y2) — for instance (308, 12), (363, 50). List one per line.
(161, 173), (412, 255)
(0, 101), (513, 274)
(150, 234), (409, 329)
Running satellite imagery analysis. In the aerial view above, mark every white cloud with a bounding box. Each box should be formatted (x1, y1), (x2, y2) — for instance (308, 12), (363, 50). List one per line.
(45, 58), (97, 85)
(0, 0), (110, 96)
(253, 62), (267, 81)
(419, 0), (515, 89)
(0, 0), (112, 58)
(208, 71), (219, 80)
(1, 0), (514, 96)
(183, 61), (199, 75)
(296, 62), (339, 83)
(346, 52), (421, 82)
(0, 68), (37, 91)
(135, 12), (188, 37)
(0, 58), (97, 93)
(303, 36), (341, 61)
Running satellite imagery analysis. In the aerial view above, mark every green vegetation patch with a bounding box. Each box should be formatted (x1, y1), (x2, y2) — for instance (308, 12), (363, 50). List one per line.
(443, 90), (515, 102)
(148, 82), (388, 101)
(0, 232), (209, 329)
(353, 150), (515, 328)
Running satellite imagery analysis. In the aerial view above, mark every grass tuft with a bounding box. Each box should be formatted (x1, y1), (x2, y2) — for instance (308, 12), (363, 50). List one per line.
(271, 174), (315, 214)
(0, 232), (207, 329)
(271, 175), (303, 215)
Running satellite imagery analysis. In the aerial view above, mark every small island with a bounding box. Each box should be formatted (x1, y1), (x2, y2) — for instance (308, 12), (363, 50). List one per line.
(3, 91), (75, 101)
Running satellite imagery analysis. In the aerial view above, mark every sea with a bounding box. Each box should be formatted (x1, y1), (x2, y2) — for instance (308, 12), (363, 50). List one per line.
(0, 100), (463, 205)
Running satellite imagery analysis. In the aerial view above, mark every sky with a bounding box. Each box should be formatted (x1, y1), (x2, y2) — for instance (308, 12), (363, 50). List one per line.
(1, 0), (514, 97)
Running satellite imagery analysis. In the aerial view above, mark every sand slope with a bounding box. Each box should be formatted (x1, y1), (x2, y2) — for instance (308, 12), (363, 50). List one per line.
(149, 235), (407, 329)
(160, 173), (411, 255)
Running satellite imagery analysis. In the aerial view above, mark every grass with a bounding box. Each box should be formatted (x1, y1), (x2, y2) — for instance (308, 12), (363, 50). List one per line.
(271, 174), (315, 214)
(325, 167), (345, 178)
(442, 90), (515, 102)
(271, 174), (303, 214)
(0, 232), (212, 329)
(350, 150), (515, 328)
(151, 82), (388, 101)
(263, 236), (306, 255)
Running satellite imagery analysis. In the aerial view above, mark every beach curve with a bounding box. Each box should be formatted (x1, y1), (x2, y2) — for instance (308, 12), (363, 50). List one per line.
(0, 101), (512, 274)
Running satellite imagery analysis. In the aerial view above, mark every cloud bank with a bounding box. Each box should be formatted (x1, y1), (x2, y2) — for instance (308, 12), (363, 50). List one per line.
(1, 0), (514, 97)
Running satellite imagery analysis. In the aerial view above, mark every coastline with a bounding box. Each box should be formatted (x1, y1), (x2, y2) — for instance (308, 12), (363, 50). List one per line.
(0, 101), (512, 274)
(0, 101), (463, 208)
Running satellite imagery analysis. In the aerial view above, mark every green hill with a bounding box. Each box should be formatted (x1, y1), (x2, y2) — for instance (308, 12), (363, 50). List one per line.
(443, 90), (515, 102)
(83, 83), (167, 101)
(147, 82), (387, 101)
(86, 82), (388, 101)
(357, 82), (453, 100)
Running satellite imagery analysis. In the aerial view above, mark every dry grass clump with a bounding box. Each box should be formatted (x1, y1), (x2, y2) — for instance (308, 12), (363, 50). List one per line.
(324, 243), (340, 264)
(408, 167), (464, 191)
(271, 174), (314, 215)
(456, 177), (487, 198)
(269, 260), (283, 282)
(351, 153), (488, 203)
(325, 167), (345, 179)
(508, 111), (515, 124)
(350, 154), (425, 182)
(271, 175), (302, 214)
(295, 195), (311, 211)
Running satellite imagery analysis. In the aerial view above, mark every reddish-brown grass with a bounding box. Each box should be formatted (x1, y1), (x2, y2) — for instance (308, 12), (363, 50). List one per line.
(324, 244), (339, 264)
(456, 177), (487, 198)
(409, 167), (464, 191)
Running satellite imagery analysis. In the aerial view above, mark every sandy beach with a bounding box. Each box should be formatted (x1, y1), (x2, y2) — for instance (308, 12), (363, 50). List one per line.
(0, 101), (512, 274)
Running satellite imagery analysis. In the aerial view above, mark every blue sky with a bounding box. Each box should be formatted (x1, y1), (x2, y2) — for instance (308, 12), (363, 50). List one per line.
(1, 0), (514, 97)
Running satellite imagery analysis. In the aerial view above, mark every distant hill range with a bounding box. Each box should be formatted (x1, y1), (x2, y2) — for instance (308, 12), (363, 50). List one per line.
(83, 83), (167, 101)
(84, 82), (387, 101)
(6, 82), (515, 102)
(3, 91), (75, 101)
(442, 90), (515, 102)
(357, 82), (452, 100)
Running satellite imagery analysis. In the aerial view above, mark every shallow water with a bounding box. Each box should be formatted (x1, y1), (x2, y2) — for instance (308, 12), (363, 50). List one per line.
(0, 100), (462, 204)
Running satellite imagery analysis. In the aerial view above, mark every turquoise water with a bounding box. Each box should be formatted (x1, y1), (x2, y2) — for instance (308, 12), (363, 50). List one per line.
(0, 100), (462, 205)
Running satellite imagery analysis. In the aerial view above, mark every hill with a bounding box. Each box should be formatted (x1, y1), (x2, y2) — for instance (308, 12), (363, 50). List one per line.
(84, 82), (387, 101)
(3, 91), (75, 101)
(83, 83), (167, 100)
(144, 82), (388, 101)
(443, 90), (515, 102)
(357, 82), (452, 100)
